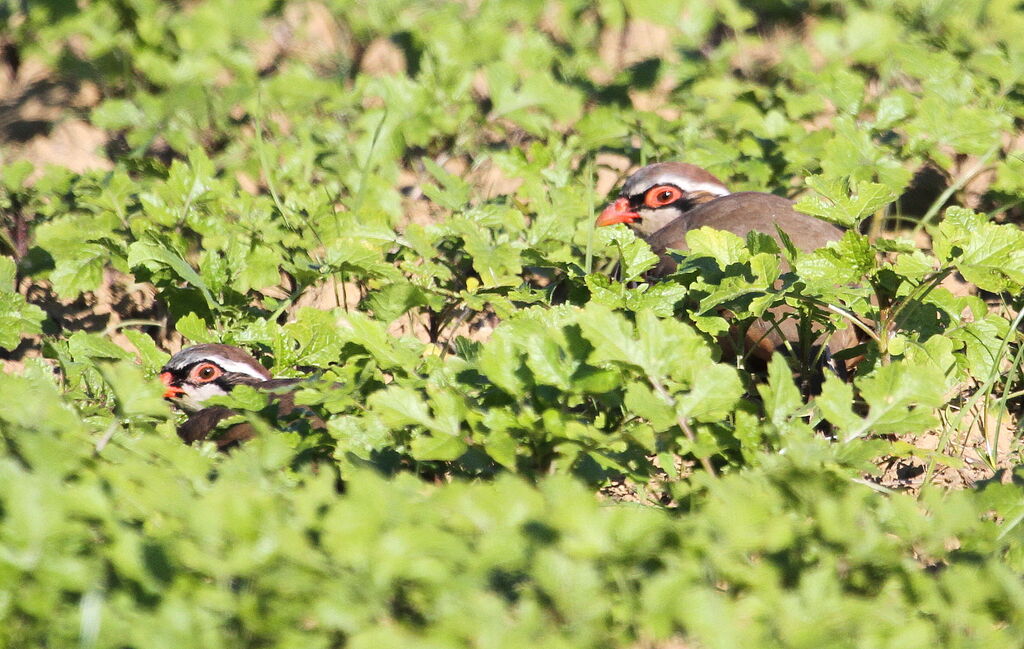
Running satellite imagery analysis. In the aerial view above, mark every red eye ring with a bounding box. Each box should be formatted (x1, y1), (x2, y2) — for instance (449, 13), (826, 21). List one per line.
(644, 185), (683, 208)
(190, 362), (223, 383)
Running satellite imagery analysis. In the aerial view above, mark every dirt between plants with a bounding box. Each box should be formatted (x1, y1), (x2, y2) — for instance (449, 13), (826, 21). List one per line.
(1, 6), (1018, 492)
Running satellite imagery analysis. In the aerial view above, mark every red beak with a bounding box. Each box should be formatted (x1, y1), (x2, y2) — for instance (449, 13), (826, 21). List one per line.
(596, 197), (640, 227)
(160, 371), (185, 399)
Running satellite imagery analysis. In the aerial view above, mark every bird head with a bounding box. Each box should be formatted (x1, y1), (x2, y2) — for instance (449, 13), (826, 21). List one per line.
(596, 162), (730, 237)
(159, 344), (273, 412)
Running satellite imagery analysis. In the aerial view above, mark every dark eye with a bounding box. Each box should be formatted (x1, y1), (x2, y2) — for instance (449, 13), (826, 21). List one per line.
(657, 190), (674, 202)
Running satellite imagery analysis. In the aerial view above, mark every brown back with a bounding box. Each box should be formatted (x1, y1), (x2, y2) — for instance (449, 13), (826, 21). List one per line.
(644, 192), (844, 275)
(640, 192), (855, 366)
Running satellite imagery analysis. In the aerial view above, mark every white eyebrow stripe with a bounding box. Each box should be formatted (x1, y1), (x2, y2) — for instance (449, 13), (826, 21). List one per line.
(645, 177), (730, 196)
(213, 358), (272, 379)
(679, 180), (730, 195)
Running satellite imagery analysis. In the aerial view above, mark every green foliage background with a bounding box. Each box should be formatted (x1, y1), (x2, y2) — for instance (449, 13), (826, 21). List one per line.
(2, 0), (1024, 646)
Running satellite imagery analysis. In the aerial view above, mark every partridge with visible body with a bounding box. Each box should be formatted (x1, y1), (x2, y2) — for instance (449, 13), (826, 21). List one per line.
(597, 162), (856, 366)
(160, 343), (320, 448)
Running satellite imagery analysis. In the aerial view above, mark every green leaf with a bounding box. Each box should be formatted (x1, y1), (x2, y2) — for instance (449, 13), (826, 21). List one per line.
(795, 176), (898, 228)
(1, 160), (34, 190)
(624, 382), (676, 431)
(367, 385), (433, 430)
(817, 374), (860, 434)
(796, 230), (875, 287)
(823, 67), (866, 115)
(758, 354), (802, 427)
(481, 427), (518, 469)
(365, 281), (430, 323)
(99, 361), (169, 418)
(685, 227), (750, 267)
(48, 244), (108, 298)
(283, 308), (345, 368)
(421, 158), (471, 210)
(525, 330), (583, 391)
(91, 99), (145, 129)
(825, 360), (945, 442)
(577, 304), (652, 374)
(477, 325), (527, 395)
(932, 207), (1024, 292)
(673, 363), (743, 422)
(122, 330), (171, 372)
(235, 245), (282, 292)
(0, 371), (83, 435)
(175, 313), (216, 343)
(128, 241), (217, 310)
(210, 384), (269, 411)
(409, 431), (467, 461)
(0, 292), (45, 351)
(0, 257), (46, 350)
(340, 311), (425, 371)
(68, 331), (133, 362)
(874, 92), (912, 129)
(597, 226), (658, 282)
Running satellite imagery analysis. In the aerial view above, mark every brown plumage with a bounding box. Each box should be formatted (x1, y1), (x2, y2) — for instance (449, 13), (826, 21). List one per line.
(598, 162), (857, 369)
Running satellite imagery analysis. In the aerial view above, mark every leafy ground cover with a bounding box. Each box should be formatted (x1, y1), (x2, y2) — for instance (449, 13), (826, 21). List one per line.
(2, 0), (1024, 646)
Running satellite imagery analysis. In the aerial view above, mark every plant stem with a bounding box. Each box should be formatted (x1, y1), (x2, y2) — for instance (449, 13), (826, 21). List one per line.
(913, 144), (999, 237)
(648, 377), (717, 478)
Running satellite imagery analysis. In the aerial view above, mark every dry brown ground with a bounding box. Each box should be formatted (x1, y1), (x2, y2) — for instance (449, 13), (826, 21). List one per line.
(2, 4), (1019, 493)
